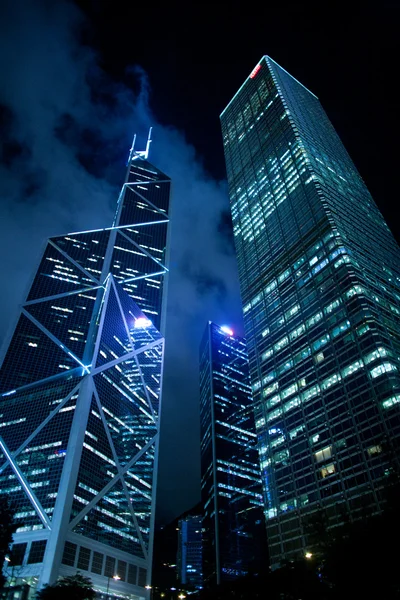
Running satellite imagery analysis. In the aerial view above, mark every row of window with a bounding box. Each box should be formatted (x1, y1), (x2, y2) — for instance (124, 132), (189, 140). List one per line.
(62, 541), (146, 586)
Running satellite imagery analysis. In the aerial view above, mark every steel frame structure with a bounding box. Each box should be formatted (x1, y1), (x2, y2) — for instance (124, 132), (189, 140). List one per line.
(0, 142), (170, 600)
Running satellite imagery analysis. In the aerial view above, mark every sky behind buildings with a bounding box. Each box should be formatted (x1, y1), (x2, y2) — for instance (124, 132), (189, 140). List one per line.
(0, 0), (399, 524)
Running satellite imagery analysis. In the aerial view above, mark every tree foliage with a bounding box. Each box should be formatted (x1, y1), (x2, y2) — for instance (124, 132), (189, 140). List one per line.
(36, 573), (96, 600)
(0, 495), (18, 589)
(197, 562), (331, 600)
(197, 479), (400, 600)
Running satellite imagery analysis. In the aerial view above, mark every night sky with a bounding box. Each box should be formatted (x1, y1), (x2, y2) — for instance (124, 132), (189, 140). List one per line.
(0, 0), (399, 525)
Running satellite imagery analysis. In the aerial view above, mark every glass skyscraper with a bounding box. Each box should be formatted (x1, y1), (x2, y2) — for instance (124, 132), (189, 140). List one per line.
(177, 514), (203, 590)
(200, 322), (265, 584)
(0, 138), (170, 599)
(220, 56), (400, 566)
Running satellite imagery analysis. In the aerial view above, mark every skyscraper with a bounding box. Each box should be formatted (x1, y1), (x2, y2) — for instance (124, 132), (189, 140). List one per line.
(220, 56), (400, 567)
(177, 514), (203, 590)
(0, 135), (170, 599)
(200, 322), (265, 584)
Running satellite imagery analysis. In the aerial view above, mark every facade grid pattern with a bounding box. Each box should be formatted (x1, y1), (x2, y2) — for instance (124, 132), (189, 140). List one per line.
(220, 56), (400, 566)
(200, 322), (265, 584)
(0, 143), (170, 600)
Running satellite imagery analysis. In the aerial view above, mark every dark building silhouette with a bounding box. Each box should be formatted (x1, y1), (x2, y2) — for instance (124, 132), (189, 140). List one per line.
(200, 322), (266, 584)
(177, 514), (202, 589)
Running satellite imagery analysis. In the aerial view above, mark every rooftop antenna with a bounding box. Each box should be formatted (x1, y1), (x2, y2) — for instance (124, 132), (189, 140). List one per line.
(127, 133), (137, 165)
(144, 127), (152, 159)
(126, 127), (152, 165)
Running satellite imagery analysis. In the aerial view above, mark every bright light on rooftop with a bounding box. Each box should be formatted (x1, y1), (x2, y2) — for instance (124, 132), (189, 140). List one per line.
(134, 316), (152, 329)
(220, 325), (233, 336)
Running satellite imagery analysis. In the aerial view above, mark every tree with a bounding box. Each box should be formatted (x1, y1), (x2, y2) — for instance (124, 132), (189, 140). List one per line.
(0, 495), (18, 589)
(36, 573), (96, 600)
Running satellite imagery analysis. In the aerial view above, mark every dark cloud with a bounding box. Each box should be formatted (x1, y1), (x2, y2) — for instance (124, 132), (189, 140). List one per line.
(0, 0), (243, 522)
(217, 208), (236, 255)
(180, 259), (227, 299)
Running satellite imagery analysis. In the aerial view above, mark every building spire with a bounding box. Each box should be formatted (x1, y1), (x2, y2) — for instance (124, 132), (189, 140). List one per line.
(127, 127), (152, 165)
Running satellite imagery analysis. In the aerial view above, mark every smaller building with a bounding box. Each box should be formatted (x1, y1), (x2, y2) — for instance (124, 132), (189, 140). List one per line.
(177, 515), (202, 590)
(200, 322), (266, 585)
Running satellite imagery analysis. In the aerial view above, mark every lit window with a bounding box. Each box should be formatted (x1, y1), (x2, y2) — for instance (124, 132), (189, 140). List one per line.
(307, 312), (323, 328)
(293, 257), (305, 270)
(255, 417), (266, 429)
(324, 299), (341, 314)
(267, 408), (283, 423)
(266, 395), (280, 409)
(264, 382), (279, 397)
(331, 320), (350, 338)
(264, 280), (277, 295)
(289, 425), (305, 439)
(356, 323), (370, 336)
(312, 335), (330, 351)
(302, 384), (320, 402)
(270, 435), (285, 449)
(281, 383), (298, 400)
(274, 336), (288, 352)
(283, 396), (301, 413)
(278, 269), (290, 283)
(321, 373), (341, 390)
(294, 347), (311, 364)
(342, 360), (363, 378)
(370, 362), (398, 379)
(277, 360), (293, 375)
(262, 348), (273, 361)
(367, 445), (382, 456)
(314, 352), (324, 364)
(345, 285), (364, 299)
(365, 347), (390, 364)
(290, 324), (305, 341)
(320, 463), (335, 478)
(263, 371), (276, 385)
(260, 457), (271, 470)
(382, 395), (400, 409)
(285, 304), (300, 320)
(273, 449), (289, 464)
(314, 446), (332, 463)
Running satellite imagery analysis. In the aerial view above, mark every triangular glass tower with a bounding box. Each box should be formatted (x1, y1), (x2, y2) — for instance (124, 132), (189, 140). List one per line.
(0, 133), (170, 600)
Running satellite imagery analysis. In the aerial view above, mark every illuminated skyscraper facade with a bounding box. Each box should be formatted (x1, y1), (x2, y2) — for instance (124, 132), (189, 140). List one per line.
(200, 322), (265, 584)
(0, 138), (170, 599)
(220, 56), (400, 566)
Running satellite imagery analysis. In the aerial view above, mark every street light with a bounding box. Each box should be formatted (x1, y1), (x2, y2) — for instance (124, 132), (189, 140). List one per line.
(106, 574), (120, 599)
(305, 552), (313, 559)
(178, 595), (186, 599)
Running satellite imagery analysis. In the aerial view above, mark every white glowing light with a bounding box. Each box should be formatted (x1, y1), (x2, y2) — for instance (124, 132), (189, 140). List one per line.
(220, 326), (234, 336)
(134, 317), (152, 329)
